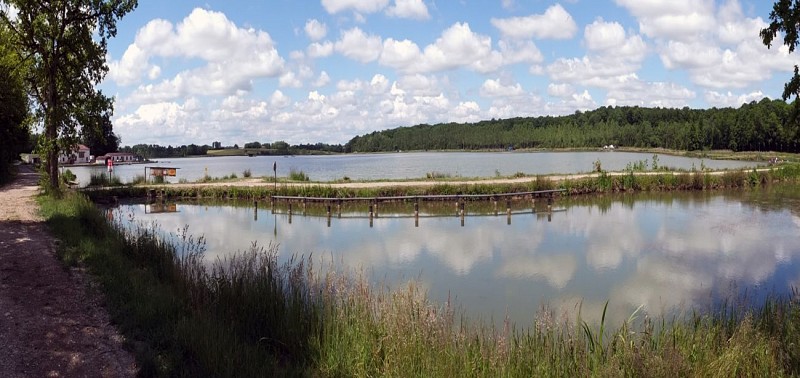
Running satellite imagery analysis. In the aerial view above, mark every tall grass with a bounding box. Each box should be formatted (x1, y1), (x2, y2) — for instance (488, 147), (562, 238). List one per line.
(39, 191), (800, 376)
(88, 171), (123, 187)
(289, 168), (310, 181)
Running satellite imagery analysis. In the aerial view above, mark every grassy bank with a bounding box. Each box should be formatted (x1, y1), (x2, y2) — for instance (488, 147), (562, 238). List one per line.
(83, 164), (800, 202)
(38, 191), (800, 376)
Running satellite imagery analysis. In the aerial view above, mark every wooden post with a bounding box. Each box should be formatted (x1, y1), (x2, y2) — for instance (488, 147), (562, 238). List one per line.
(369, 204), (373, 218)
(288, 203), (292, 215)
(547, 196), (553, 213)
(506, 200), (511, 216)
(414, 201), (419, 217)
(326, 204), (331, 217)
(254, 200), (258, 221)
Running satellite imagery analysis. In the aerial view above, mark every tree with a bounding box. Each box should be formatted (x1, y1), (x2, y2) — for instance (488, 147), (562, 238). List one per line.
(1, 0), (137, 190)
(0, 21), (30, 183)
(80, 93), (119, 156)
(761, 1), (800, 106)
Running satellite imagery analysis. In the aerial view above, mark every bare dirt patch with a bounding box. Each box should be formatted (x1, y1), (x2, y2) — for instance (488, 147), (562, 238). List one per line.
(0, 165), (135, 377)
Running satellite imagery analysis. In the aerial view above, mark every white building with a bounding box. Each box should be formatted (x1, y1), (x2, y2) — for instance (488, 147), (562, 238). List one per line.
(58, 144), (91, 164)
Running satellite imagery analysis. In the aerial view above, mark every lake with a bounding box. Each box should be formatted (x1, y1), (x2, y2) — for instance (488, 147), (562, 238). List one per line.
(109, 185), (800, 327)
(70, 151), (760, 186)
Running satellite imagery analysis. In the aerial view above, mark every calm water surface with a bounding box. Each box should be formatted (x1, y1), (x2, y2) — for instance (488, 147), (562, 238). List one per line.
(72, 151), (759, 186)
(111, 186), (800, 327)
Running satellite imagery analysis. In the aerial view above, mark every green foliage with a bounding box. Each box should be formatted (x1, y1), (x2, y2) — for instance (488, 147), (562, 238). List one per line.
(0, 22), (30, 184)
(346, 100), (800, 153)
(242, 168), (252, 178)
(762, 0), (800, 106)
(289, 168), (310, 181)
(61, 169), (76, 184)
(89, 172), (123, 187)
(1, 0), (137, 190)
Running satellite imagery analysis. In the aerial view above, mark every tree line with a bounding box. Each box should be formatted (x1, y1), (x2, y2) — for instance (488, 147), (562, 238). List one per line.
(345, 98), (800, 153)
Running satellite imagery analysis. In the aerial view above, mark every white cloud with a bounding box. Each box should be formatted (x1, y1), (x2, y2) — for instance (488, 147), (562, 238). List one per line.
(585, 20), (626, 51)
(705, 90), (765, 108)
(480, 79), (525, 98)
(498, 40), (544, 64)
(548, 83), (574, 98)
(321, 0), (390, 14)
(279, 71), (303, 88)
(270, 90), (291, 108)
(606, 81), (696, 108)
(380, 38), (422, 68)
(304, 19), (327, 41)
(313, 71), (332, 87)
(386, 0), (430, 20)
(382, 22), (497, 73)
(110, 8), (285, 97)
(307, 41), (334, 58)
(335, 27), (383, 63)
(491, 4), (578, 40)
(614, 0), (715, 41)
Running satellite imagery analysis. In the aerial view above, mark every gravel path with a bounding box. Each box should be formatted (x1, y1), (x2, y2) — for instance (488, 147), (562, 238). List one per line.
(0, 165), (136, 377)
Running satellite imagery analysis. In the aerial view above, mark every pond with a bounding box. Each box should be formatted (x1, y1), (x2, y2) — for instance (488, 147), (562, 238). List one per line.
(70, 151), (759, 186)
(109, 185), (800, 327)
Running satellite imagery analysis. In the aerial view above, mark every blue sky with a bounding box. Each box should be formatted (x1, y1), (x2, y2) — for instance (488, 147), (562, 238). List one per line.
(97, 0), (794, 146)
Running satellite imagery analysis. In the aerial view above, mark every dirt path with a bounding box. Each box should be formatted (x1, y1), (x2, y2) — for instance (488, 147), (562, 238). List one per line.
(0, 165), (135, 377)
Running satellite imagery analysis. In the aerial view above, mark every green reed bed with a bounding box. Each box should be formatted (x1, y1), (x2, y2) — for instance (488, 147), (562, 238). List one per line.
(39, 191), (800, 376)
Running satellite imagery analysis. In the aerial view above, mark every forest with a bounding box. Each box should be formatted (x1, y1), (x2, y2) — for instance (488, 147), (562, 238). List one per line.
(345, 98), (800, 153)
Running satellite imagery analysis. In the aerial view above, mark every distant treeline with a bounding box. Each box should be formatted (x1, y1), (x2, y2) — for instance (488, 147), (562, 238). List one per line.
(120, 144), (211, 158)
(345, 98), (800, 153)
(119, 141), (345, 159)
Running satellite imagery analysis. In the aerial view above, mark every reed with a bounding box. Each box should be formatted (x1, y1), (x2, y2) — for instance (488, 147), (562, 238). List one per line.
(88, 171), (123, 187)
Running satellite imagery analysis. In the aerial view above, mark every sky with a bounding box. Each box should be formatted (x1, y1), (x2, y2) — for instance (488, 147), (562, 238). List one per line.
(96, 0), (797, 147)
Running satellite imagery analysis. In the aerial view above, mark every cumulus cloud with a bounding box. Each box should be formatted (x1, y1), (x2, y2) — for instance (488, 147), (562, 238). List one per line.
(547, 83), (574, 98)
(379, 22), (501, 74)
(321, 0), (390, 14)
(304, 19), (327, 41)
(491, 4), (578, 40)
(335, 27), (383, 63)
(480, 79), (525, 98)
(109, 8), (285, 99)
(386, 0), (430, 20)
(307, 41), (334, 58)
(546, 18), (648, 95)
(705, 90), (765, 108)
(614, 0), (715, 41)
(606, 80), (696, 108)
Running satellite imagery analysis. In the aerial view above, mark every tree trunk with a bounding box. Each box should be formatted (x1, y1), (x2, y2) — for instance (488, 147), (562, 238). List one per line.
(46, 67), (59, 191)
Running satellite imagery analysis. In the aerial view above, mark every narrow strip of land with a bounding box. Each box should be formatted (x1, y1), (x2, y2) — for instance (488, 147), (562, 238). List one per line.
(136, 167), (775, 190)
(0, 166), (135, 377)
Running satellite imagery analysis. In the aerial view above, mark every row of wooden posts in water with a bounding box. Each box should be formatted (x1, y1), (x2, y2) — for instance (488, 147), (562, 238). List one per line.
(145, 188), (567, 227)
(253, 189), (567, 227)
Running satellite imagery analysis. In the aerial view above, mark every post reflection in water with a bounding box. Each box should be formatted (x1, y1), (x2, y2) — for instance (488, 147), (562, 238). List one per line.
(113, 188), (800, 328)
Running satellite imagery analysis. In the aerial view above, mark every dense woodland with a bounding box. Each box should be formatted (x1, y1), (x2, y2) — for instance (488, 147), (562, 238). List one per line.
(345, 98), (800, 153)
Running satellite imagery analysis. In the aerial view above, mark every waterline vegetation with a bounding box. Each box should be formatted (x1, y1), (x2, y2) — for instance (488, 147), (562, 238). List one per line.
(82, 164), (800, 203)
(39, 191), (800, 376)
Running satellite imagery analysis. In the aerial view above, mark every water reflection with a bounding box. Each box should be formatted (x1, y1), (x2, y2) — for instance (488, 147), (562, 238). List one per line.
(112, 188), (800, 327)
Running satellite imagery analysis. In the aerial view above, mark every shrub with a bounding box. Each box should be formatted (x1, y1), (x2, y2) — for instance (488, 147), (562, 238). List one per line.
(243, 169), (252, 178)
(289, 168), (310, 182)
